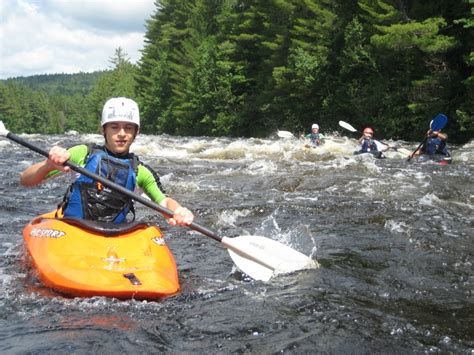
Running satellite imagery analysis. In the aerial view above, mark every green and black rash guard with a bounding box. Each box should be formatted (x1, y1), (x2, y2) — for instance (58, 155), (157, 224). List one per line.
(46, 144), (167, 205)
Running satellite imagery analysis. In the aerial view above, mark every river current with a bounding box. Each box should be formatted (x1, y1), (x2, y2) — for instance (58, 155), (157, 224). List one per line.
(0, 132), (472, 354)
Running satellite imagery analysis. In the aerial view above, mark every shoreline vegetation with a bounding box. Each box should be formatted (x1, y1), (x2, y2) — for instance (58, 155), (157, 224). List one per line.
(1, 1), (472, 144)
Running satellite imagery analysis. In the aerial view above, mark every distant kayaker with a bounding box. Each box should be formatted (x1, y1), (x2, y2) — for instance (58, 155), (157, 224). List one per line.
(414, 127), (450, 158)
(355, 127), (387, 159)
(20, 97), (194, 226)
(301, 124), (322, 147)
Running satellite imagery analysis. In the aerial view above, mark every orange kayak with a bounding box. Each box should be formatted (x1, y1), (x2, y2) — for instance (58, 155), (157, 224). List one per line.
(22, 211), (180, 300)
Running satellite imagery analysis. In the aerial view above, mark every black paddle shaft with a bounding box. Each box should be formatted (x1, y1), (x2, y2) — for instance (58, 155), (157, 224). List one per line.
(6, 132), (222, 242)
(407, 137), (427, 162)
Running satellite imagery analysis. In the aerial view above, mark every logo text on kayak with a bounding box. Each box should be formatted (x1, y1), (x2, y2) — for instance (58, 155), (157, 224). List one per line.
(30, 228), (66, 238)
(152, 237), (166, 246)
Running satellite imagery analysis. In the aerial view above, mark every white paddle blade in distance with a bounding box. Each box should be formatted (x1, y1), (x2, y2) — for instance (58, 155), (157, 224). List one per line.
(222, 235), (318, 281)
(0, 121), (9, 136)
(374, 140), (412, 156)
(396, 147), (412, 156)
(277, 130), (294, 138)
(338, 121), (358, 133)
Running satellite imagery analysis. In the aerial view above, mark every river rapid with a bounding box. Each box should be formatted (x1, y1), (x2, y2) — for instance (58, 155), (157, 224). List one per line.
(0, 132), (472, 354)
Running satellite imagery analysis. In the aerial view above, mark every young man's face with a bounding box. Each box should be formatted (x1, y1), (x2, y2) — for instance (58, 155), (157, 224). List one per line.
(102, 122), (138, 154)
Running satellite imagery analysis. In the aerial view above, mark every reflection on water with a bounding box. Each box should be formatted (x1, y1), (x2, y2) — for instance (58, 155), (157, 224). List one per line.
(0, 133), (472, 353)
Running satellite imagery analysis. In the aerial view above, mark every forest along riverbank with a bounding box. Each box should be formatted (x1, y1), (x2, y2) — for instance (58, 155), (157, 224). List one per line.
(0, 133), (472, 353)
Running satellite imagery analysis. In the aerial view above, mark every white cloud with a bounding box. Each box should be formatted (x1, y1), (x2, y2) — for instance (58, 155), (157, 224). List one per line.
(43, 0), (155, 32)
(0, 0), (156, 79)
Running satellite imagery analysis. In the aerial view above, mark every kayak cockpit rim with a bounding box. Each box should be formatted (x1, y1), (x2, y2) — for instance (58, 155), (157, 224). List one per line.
(30, 216), (151, 236)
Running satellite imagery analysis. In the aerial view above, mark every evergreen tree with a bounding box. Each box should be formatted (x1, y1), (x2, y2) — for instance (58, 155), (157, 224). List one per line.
(358, 0), (460, 138)
(271, 0), (337, 133)
(137, 0), (195, 134)
(452, 0), (474, 142)
(85, 48), (139, 132)
(1, 1), (471, 142)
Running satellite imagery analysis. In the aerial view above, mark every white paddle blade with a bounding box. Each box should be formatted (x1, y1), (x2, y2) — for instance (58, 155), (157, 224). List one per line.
(396, 147), (412, 156)
(227, 248), (274, 281)
(338, 121), (357, 132)
(0, 121), (8, 136)
(277, 130), (294, 138)
(222, 235), (318, 281)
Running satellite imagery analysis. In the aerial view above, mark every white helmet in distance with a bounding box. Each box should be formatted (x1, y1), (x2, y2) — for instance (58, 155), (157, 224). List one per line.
(101, 97), (140, 128)
(311, 123), (319, 130)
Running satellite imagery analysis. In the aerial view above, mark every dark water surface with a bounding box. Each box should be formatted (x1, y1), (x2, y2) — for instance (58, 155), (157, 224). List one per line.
(0, 133), (472, 354)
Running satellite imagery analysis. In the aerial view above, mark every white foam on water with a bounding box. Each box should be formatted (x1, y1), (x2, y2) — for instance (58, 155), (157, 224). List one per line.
(357, 178), (384, 197)
(292, 195), (319, 202)
(411, 171), (432, 188)
(247, 160), (277, 175)
(318, 136), (356, 154)
(418, 193), (442, 207)
(169, 179), (200, 194)
(155, 172), (200, 194)
(385, 219), (410, 234)
(317, 155), (358, 170)
(133, 139), (190, 160)
(196, 144), (247, 161)
(0, 270), (13, 285)
(73, 133), (102, 144)
(215, 209), (252, 228)
(448, 200), (474, 211)
(120, 133), (442, 174)
(452, 141), (474, 163)
(0, 140), (10, 149)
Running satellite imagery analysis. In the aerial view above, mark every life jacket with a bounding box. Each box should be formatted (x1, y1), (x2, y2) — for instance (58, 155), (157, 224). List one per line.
(308, 133), (321, 146)
(424, 137), (449, 156)
(360, 138), (378, 152)
(60, 144), (139, 224)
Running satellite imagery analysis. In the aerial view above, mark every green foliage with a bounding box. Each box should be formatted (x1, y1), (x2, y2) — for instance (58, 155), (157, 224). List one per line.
(371, 18), (457, 53)
(1, 0), (472, 143)
(0, 48), (138, 134)
(175, 38), (246, 136)
(356, 0), (471, 140)
(450, 1), (474, 142)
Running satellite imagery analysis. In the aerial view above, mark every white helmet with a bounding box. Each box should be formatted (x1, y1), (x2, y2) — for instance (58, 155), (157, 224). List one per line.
(311, 123), (319, 130)
(101, 97), (140, 128)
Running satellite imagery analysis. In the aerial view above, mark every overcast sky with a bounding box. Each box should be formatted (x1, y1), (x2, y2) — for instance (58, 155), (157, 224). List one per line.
(0, 0), (157, 79)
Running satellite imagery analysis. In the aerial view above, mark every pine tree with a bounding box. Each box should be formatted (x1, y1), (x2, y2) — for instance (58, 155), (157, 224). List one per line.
(358, 0), (459, 138)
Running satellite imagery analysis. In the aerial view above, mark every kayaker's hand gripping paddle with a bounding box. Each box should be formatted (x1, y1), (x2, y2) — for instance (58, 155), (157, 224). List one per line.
(0, 121), (317, 282)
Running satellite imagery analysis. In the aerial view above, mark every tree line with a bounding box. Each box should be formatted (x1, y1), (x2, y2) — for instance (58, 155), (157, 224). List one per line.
(0, 0), (472, 143)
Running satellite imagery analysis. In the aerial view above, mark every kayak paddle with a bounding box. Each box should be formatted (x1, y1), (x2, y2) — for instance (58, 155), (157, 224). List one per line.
(338, 120), (411, 155)
(407, 113), (448, 162)
(0, 121), (317, 281)
(338, 120), (359, 133)
(277, 130), (294, 138)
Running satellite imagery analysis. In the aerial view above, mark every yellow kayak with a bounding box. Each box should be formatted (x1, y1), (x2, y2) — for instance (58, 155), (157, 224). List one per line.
(23, 211), (179, 299)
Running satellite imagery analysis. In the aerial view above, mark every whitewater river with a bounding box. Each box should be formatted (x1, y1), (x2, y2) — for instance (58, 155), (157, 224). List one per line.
(0, 132), (472, 353)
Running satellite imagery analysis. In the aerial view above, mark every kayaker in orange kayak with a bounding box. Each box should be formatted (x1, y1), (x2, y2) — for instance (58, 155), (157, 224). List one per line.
(20, 97), (194, 226)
